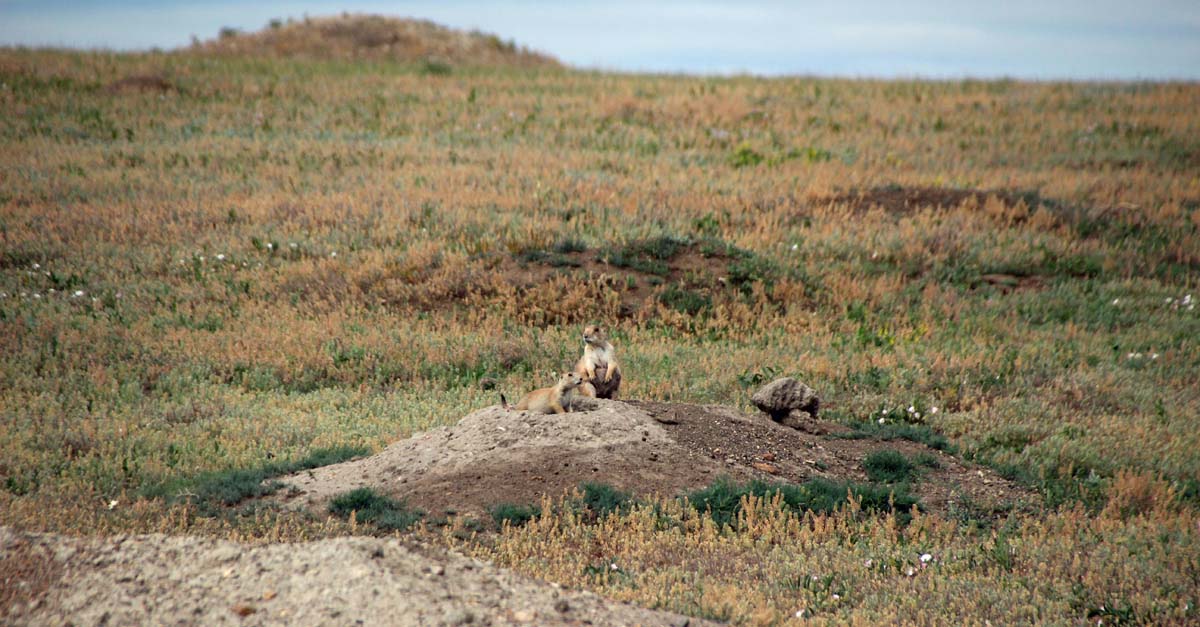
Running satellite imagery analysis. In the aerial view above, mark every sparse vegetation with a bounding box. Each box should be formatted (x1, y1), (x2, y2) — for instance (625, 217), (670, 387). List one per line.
(1, 20), (1199, 624)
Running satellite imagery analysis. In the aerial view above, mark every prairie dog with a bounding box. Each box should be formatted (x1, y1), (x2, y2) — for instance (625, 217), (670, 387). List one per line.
(500, 371), (584, 414)
(574, 324), (622, 399)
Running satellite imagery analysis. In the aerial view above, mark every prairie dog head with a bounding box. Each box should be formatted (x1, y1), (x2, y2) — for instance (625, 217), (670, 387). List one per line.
(582, 325), (607, 345)
(558, 371), (584, 390)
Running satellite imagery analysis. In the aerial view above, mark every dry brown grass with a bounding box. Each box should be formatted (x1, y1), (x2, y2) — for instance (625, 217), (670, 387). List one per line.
(1, 40), (1198, 624)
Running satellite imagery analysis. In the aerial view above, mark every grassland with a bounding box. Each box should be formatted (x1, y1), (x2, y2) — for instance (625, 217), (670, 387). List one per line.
(2, 39), (1199, 624)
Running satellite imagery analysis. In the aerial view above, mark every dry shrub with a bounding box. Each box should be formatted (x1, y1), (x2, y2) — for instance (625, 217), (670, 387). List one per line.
(504, 275), (622, 326)
(1101, 470), (1178, 520)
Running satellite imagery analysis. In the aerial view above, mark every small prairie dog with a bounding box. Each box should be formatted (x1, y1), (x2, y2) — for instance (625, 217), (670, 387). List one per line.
(574, 324), (622, 399)
(500, 371), (583, 414)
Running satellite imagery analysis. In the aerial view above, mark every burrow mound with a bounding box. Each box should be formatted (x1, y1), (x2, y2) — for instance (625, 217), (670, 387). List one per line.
(191, 14), (560, 68)
(2, 527), (709, 627)
(274, 400), (1034, 521)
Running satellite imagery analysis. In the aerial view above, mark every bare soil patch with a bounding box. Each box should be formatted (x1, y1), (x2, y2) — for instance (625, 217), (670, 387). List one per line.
(273, 399), (1033, 523)
(3, 527), (708, 627)
(501, 241), (741, 319)
(372, 239), (764, 320)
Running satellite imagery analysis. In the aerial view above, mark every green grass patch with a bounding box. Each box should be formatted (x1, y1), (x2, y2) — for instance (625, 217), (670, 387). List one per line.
(863, 449), (918, 483)
(329, 487), (424, 531)
(578, 482), (633, 517)
(834, 420), (957, 453)
(686, 476), (921, 528)
(143, 445), (368, 513)
(658, 285), (712, 316)
(489, 502), (541, 527)
(601, 235), (689, 275)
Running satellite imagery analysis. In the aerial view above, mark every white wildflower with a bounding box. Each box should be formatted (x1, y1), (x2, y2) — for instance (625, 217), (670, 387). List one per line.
(831, 593), (840, 600)
(878, 417), (886, 424)
(32, 262), (40, 270)
(1111, 298), (1119, 305)
(215, 253), (225, 261)
(330, 251), (338, 258)
(864, 559), (873, 568)
(107, 499), (118, 510)
(289, 242), (298, 248)
(795, 609), (807, 618)
(73, 290), (84, 298)
(1151, 353), (1159, 360)
(33, 293), (41, 299)
(920, 553), (933, 563)
(930, 406), (939, 414)
(907, 405), (916, 413)
(905, 567), (916, 577)
(48, 289), (55, 293)
(610, 563), (619, 571)
(267, 242), (274, 250)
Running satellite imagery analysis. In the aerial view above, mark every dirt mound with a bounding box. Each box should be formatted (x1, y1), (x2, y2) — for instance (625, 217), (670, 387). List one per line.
(274, 400), (1033, 522)
(371, 237), (797, 323)
(2, 527), (708, 627)
(191, 14), (559, 68)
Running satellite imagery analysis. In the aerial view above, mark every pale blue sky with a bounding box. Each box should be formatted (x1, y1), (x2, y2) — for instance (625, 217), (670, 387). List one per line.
(2, 1), (1198, 79)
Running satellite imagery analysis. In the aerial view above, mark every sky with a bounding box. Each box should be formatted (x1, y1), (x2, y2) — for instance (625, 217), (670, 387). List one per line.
(1, 1), (1199, 80)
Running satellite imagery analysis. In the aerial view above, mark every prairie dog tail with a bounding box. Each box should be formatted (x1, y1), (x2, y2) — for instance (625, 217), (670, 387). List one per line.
(499, 393), (510, 410)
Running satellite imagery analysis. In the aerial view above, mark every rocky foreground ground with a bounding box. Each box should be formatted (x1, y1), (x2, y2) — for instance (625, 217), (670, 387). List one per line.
(2, 526), (712, 626)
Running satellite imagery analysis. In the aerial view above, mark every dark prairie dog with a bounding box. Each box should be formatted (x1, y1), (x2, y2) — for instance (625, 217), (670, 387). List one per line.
(574, 324), (622, 399)
(500, 371), (583, 414)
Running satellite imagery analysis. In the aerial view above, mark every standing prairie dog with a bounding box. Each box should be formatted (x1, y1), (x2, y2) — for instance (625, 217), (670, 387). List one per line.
(574, 324), (622, 399)
(500, 371), (583, 414)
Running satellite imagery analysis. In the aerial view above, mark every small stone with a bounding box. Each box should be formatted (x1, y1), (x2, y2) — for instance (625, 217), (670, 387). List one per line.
(554, 599), (570, 613)
(231, 603), (256, 617)
(751, 377), (820, 422)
